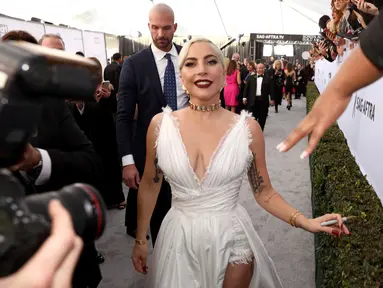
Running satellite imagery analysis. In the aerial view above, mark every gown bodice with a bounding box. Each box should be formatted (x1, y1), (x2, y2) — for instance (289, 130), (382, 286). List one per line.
(156, 107), (253, 214)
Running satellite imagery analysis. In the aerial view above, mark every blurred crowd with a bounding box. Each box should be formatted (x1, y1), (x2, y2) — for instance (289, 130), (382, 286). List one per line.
(310, 0), (381, 63)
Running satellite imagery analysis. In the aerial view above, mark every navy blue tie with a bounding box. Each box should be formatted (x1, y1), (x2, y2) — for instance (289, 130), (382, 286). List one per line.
(164, 53), (177, 111)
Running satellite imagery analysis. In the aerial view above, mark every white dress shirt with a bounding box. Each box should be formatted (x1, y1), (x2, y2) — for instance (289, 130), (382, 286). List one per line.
(256, 76), (263, 96)
(122, 44), (188, 167)
(243, 74), (263, 102)
(35, 148), (52, 185)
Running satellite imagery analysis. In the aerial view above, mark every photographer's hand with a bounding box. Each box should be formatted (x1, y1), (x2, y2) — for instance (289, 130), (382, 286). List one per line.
(353, 0), (379, 16)
(9, 143), (41, 172)
(277, 47), (382, 157)
(0, 200), (83, 288)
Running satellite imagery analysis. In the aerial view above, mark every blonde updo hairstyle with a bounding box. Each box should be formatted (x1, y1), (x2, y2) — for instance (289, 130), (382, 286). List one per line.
(178, 38), (225, 72)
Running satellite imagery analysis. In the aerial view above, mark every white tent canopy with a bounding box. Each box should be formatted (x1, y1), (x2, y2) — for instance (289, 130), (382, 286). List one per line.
(2, 0), (331, 37)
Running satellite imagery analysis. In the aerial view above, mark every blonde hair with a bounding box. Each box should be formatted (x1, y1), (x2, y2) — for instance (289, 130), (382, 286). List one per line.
(178, 37), (225, 72)
(273, 60), (282, 70)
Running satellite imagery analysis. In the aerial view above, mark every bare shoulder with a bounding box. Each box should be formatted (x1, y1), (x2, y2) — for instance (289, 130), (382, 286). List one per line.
(247, 117), (262, 133)
(151, 112), (164, 124)
(148, 112), (165, 135)
(247, 117), (264, 149)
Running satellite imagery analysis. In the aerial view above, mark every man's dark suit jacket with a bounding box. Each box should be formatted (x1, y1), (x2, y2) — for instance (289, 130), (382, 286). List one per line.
(67, 100), (124, 207)
(243, 74), (272, 109)
(116, 44), (182, 174)
(103, 61), (121, 113)
(29, 98), (103, 288)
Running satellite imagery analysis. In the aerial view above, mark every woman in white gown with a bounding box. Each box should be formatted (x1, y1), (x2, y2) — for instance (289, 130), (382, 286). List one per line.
(132, 38), (350, 287)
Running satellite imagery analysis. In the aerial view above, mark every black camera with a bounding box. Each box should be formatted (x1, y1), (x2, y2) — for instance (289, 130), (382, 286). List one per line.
(0, 41), (99, 168)
(0, 41), (107, 276)
(0, 169), (106, 276)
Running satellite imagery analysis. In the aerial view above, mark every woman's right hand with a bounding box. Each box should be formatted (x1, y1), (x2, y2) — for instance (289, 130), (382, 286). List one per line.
(132, 243), (148, 274)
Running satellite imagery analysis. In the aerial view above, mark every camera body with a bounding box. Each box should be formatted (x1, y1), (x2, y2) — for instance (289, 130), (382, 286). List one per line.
(0, 41), (100, 168)
(0, 41), (107, 276)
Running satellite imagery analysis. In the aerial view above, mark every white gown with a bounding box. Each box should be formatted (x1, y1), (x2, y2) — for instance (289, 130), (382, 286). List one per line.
(146, 107), (283, 288)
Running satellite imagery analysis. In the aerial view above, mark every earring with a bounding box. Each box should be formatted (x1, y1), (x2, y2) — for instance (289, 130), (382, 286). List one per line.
(183, 85), (190, 96)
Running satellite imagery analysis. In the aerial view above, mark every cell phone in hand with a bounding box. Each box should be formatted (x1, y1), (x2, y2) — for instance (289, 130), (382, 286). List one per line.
(102, 81), (110, 89)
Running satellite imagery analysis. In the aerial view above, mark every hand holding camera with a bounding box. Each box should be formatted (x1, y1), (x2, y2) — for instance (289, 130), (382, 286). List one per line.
(9, 144), (41, 172)
(0, 200), (83, 288)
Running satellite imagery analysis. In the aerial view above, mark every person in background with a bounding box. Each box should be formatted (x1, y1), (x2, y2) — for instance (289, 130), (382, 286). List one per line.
(67, 57), (126, 210)
(39, 34), (65, 50)
(244, 61), (257, 84)
(278, 10), (383, 158)
(243, 63), (272, 131)
(224, 60), (241, 113)
(236, 58), (251, 114)
(284, 63), (295, 110)
(116, 3), (187, 244)
(269, 56), (275, 69)
(231, 52), (240, 62)
(76, 51), (85, 57)
(220, 57), (231, 109)
(104, 53), (122, 114)
(270, 60), (285, 113)
(296, 64), (307, 98)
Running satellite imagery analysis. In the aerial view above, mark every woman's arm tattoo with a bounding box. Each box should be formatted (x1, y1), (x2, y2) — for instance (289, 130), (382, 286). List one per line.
(153, 157), (162, 183)
(248, 152), (264, 194)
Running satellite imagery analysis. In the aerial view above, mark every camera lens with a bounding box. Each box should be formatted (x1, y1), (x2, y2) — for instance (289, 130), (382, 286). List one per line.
(24, 183), (107, 243)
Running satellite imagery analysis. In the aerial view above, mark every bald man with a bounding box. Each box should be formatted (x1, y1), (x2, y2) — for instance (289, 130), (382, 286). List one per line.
(116, 3), (188, 244)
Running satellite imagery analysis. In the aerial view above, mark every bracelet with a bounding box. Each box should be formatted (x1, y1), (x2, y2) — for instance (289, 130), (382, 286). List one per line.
(288, 211), (299, 226)
(135, 239), (147, 245)
(289, 211), (303, 227)
(292, 212), (303, 228)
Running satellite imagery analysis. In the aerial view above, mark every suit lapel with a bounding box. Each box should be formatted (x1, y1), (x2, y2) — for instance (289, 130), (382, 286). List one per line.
(145, 44), (183, 108)
(145, 47), (166, 107)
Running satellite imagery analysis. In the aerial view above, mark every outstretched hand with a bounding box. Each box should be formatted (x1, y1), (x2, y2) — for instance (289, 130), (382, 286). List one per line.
(304, 213), (351, 238)
(276, 89), (351, 158)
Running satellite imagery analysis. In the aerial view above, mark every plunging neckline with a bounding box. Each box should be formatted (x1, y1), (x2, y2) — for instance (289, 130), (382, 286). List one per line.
(169, 112), (240, 186)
